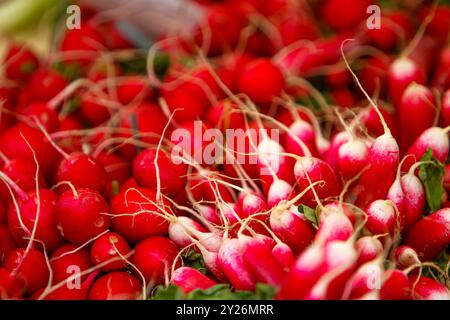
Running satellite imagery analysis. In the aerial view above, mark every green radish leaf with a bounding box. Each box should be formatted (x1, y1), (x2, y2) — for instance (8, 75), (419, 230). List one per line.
(419, 149), (445, 213)
(151, 284), (185, 300)
(182, 250), (207, 275)
(298, 204), (319, 228)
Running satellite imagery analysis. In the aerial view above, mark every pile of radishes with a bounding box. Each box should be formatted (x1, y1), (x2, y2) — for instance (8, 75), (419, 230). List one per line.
(0, 0), (450, 300)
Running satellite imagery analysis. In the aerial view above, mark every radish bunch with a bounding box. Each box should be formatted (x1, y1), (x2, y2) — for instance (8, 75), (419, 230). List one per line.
(0, 0), (449, 300)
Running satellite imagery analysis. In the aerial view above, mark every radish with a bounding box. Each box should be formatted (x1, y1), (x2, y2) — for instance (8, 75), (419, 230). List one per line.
(90, 232), (131, 271)
(355, 236), (383, 267)
(116, 76), (152, 106)
(409, 275), (450, 300)
(133, 148), (187, 196)
(284, 118), (318, 157)
(50, 244), (92, 283)
(379, 269), (411, 300)
(294, 156), (342, 207)
(33, 271), (99, 300)
(236, 58), (285, 106)
(171, 267), (217, 293)
(320, 0), (371, 31)
(7, 189), (64, 252)
(441, 89), (450, 127)
(206, 99), (245, 131)
(360, 106), (398, 139)
(56, 152), (107, 193)
(0, 225), (16, 263)
(404, 207), (450, 261)
(0, 158), (47, 206)
(238, 234), (285, 287)
(402, 127), (450, 171)
(325, 131), (351, 170)
(0, 124), (60, 178)
(337, 138), (369, 180)
(20, 102), (59, 133)
(218, 238), (256, 291)
(399, 83), (436, 152)
(0, 268), (25, 299)
(305, 240), (358, 300)
(365, 200), (396, 236)
(132, 236), (179, 284)
(110, 188), (170, 243)
(55, 188), (110, 245)
(277, 244), (325, 299)
(272, 242), (294, 270)
(3, 248), (49, 294)
(88, 272), (142, 300)
(343, 258), (383, 300)
(269, 204), (315, 255)
(26, 69), (68, 102)
(314, 211), (354, 245)
(388, 57), (425, 110)
(79, 90), (111, 126)
(394, 246), (420, 269)
(267, 178), (293, 207)
(3, 44), (39, 82)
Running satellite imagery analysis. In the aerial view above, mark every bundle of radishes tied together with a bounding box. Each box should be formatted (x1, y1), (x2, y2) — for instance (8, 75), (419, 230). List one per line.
(0, 0), (450, 301)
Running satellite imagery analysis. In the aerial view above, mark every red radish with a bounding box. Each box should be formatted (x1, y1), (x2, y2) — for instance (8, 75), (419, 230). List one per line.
(320, 0), (371, 31)
(116, 76), (152, 105)
(88, 272), (142, 300)
(267, 179), (293, 207)
(206, 99), (245, 131)
(0, 158), (47, 206)
(50, 244), (92, 283)
(379, 270), (411, 300)
(337, 138), (369, 180)
(399, 165), (426, 230)
(133, 148), (187, 196)
(171, 267), (217, 293)
(0, 225), (16, 262)
(60, 23), (104, 66)
(418, 5), (450, 42)
(314, 212), (354, 245)
(399, 83), (436, 152)
(394, 246), (419, 269)
(94, 151), (131, 184)
(325, 131), (351, 170)
(218, 238), (256, 291)
(236, 59), (285, 106)
(355, 236), (383, 267)
(0, 124), (60, 178)
(0, 268), (25, 299)
(239, 191), (268, 217)
(319, 202), (358, 226)
(133, 236), (179, 284)
(402, 127), (449, 171)
(284, 119), (318, 157)
(441, 90), (450, 127)
(238, 234), (284, 287)
(344, 258), (383, 300)
(294, 156), (342, 207)
(90, 232), (131, 271)
(3, 44), (39, 82)
(409, 275), (450, 300)
(21, 102), (59, 133)
(56, 152), (107, 193)
(26, 69), (68, 102)
(3, 248), (49, 294)
(365, 200), (396, 236)
(79, 91), (111, 126)
(352, 132), (399, 209)
(110, 188), (169, 243)
(277, 244), (325, 299)
(359, 56), (391, 97)
(7, 189), (64, 252)
(306, 240), (358, 300)
(404, 208), (450, 261)
(269, 205), (315, 254)
(272, 242), (294, 270)
(444, 164), (450, 192)
(33, 271), (99, 300)
(388, 57), (425, 110)
(168, 216), (208, 249)
(55, 188), (110, 245)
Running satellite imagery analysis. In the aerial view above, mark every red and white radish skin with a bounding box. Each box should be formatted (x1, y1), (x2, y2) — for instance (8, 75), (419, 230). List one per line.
(355, 236), (383, 267)
(365, 200), (396, 236)
(171, 267), (217, 293)
(337, 138), (369, 180)
(404, 208), (450, 261)
(267, 179), (293, 207)
(379, 270), (411, 300)
(394, 246), (420, 269)
(88, 272), (142, 300)
(409, 275), (450, 300)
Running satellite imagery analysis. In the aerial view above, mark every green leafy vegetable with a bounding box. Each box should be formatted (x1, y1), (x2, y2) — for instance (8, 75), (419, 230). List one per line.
(419, 149), (445, 213)
(151, 283), (277, 300)
(298, 204), (319, 228)
(182, 250), (207, 274)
